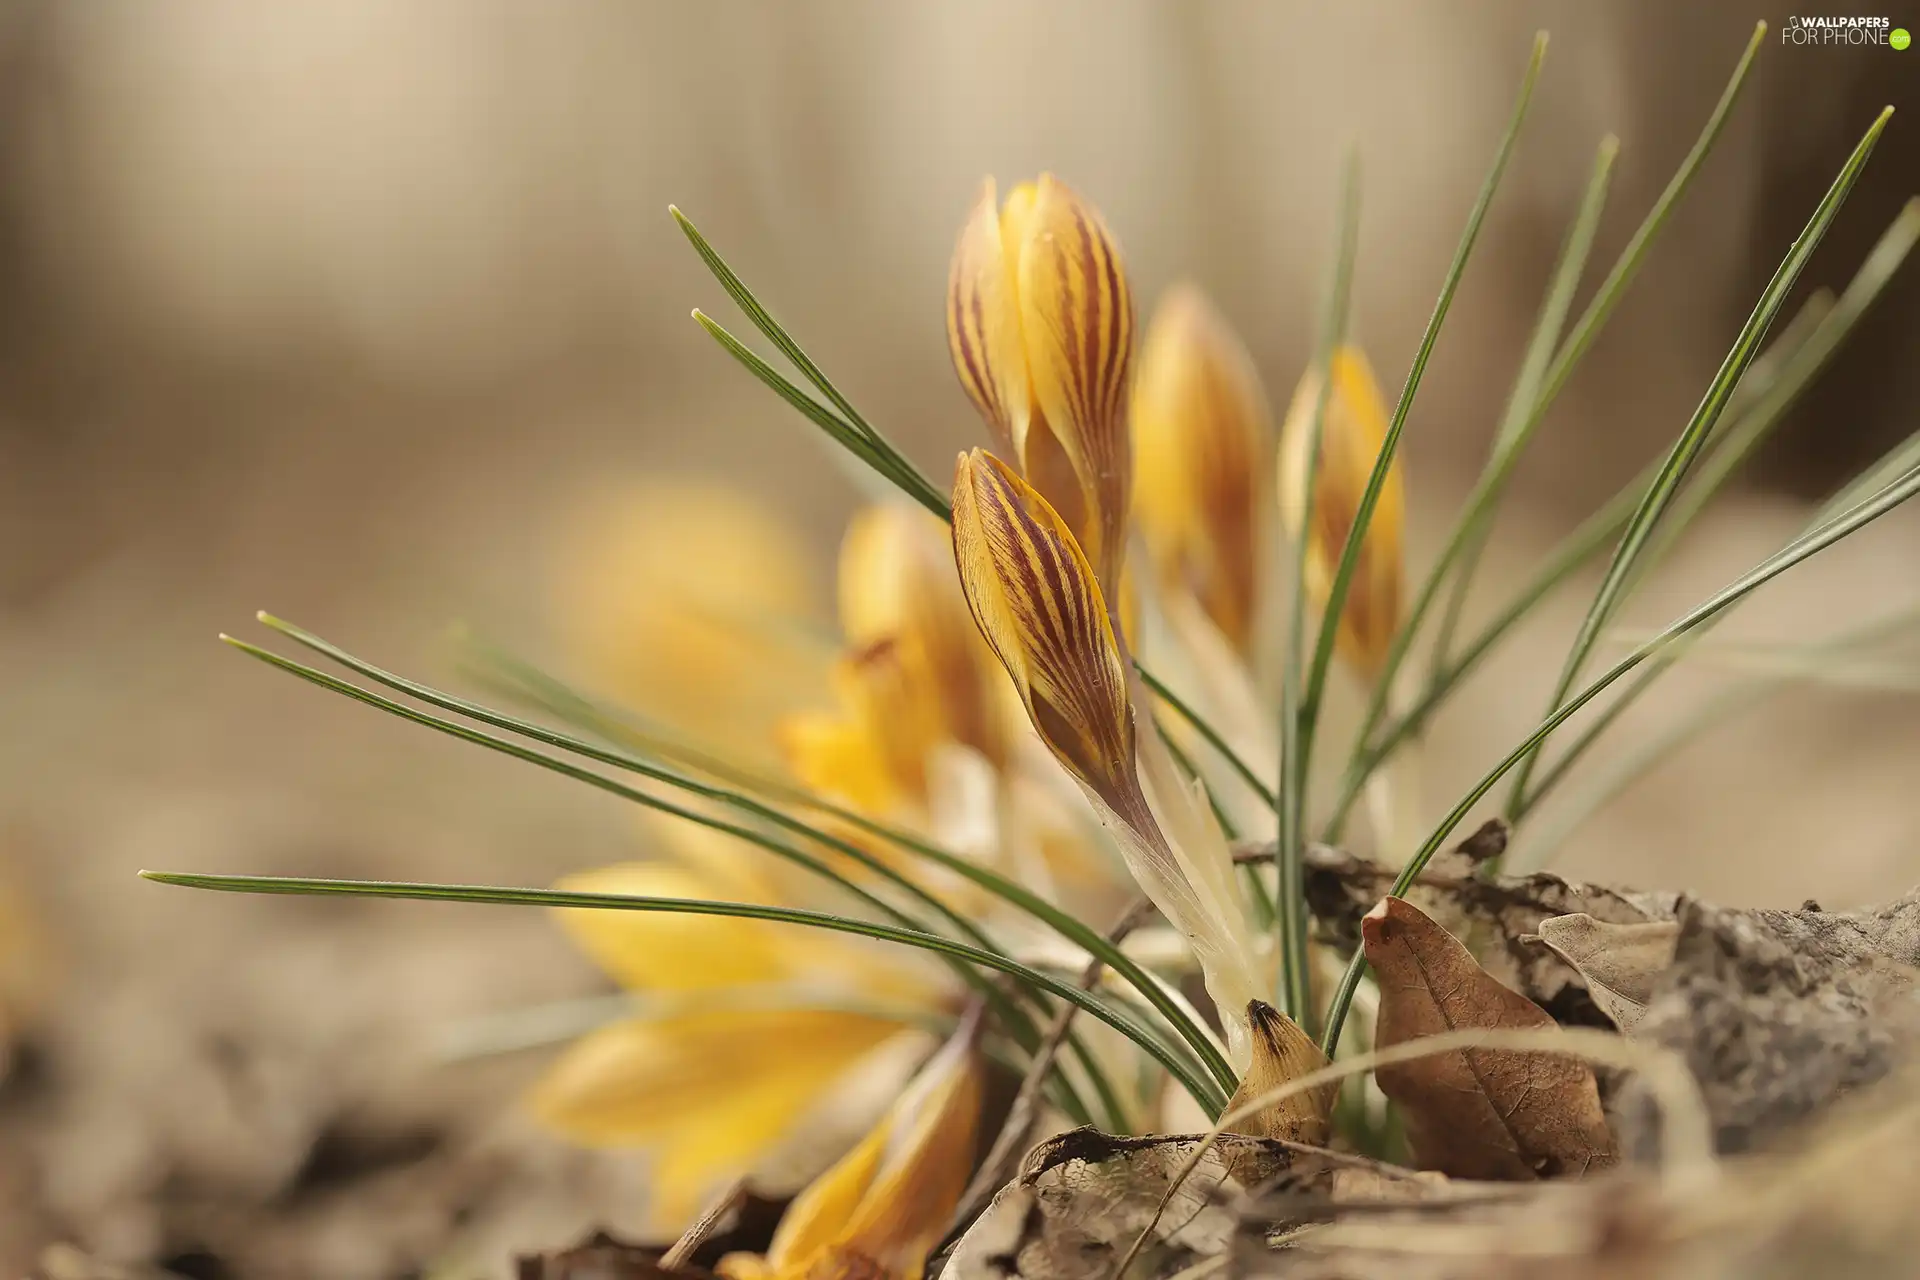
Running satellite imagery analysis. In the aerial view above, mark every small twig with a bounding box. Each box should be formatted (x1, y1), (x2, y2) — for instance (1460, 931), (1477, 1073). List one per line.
(659, 1179), (747, 1271)
(942, 896), (1158, 1243)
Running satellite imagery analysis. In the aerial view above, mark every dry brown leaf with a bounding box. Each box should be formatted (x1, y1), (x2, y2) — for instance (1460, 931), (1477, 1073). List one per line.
(1532, 914), (1680, 1033)
(943, 1128), (1296, 1280)
(1296, 842), (1676, 1021)
(1363, 896), (1618, 1181)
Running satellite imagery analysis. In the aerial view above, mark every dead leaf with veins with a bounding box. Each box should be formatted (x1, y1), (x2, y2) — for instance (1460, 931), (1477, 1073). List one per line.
(1362, 896), (1618, 1180)
(1532, 914), (1680, 1033)
(942, 1128), (1296, 1280)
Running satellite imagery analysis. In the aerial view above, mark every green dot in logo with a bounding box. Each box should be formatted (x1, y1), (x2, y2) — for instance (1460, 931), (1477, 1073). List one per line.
(1894, 27), (1912, 49)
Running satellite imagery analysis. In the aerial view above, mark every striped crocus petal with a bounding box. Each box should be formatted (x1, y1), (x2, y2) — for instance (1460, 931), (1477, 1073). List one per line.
(1012, 174), (1136, 598)
(950, 450), (1134, 807)
(1132, 284), (1273, 658)
(946, 178), (1027, 460)
(1278, 345), (1407, 679)
(951, 449), (1263, 1052)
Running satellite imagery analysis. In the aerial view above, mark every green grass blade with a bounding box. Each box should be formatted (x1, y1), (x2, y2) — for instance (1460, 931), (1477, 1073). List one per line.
(1322, 476), (1644, 840)
(1136, 666), (1276, 809)
(1636, 199), (1920, 574)
(141, 870), (1228, 1116)
(1427, 137), (1619, 674)
(1503, 106), (1892, 820)
(1277, 147), (1364, 1027)
(1345, 24), (1765, 781)
(1324, 208), (1902, 843)
(218, 635), (1088, 1092)
(1322, 453), (1920, 1054)
(691, 309), (949, 519)
(672, 207), (948, 517)
(248, 618), (1238, 1096)
(238, 626), (995, 952)
(1514, 602), (1920, 868)
(1295, 32), (1546, 852)
(1514, 418), (1920, 822)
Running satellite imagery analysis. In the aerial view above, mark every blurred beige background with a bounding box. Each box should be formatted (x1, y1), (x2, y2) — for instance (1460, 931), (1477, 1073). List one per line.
(0, 2), (1915, 1276)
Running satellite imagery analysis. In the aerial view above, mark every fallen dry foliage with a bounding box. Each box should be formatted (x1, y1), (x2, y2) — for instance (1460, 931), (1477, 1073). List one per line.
(928, 866), (1920, 1280)
(1362, 896), (1617, 1179)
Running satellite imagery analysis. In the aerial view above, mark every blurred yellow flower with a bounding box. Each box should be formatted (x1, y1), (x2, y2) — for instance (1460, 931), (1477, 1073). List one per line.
(1278, 347), (1406, 678)
(552, 480), (832, 766)
(782, 504), (1009, 822)
(721, 1021), (982, 1280)
(947, 174), (1135, 597)
(1132, 284), (1274, 658)
(529, 859), (946, 1231)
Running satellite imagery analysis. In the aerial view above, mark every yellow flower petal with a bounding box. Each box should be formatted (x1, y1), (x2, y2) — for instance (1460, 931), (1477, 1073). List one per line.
(744, 1026), (983, 1280)
(530, 1010), (910, 1230)
(947, 178), (1027, 460)
(551, 864), (791, 992)
(1132, 284), (1273, 657)
(1277, 347), (1407, 678)
(1013, 174), (1135, 597)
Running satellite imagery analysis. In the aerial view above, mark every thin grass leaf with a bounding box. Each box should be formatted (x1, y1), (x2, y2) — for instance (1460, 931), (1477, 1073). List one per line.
(1321, 229), (1888, 841)
(1136, 665), (1276, 809)
(1343, 24), (1767, 792)
(1427, 137), (1619, 675)
(673, 207), (949, 517)
(1514, 418), (1920, 820)
(218, 635), (1104, 1121)
(1295, 31), (1546, 864)
(140, 870), (1229, 1115)
(1322, 452), (1920, 1054)
(236, 628), (995, 952)
(252, 617), (1238, 1096)
(1502, 105), (1894, 820)
(1277, 148), (1364, 1028)
(1323, 465), (1646, 841)
(238, 638), (1133, 1129)
(1513, 601), (1920, 869)
(1635, 197), (1920, 574)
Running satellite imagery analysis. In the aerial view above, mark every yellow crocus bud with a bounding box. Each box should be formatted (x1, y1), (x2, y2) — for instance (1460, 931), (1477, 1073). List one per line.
(721, 1019), (983, 1280)
(951, 448), (1264, 1048)
(1221, 1000), (1334, 1145)
(1132, 284), (1273, 657)
(947, 174), (1135, 598)
(1277, 347), (1406, 678)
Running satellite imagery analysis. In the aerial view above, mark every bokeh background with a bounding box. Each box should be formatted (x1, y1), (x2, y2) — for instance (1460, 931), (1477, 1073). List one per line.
(1, 1), (1915, 1275)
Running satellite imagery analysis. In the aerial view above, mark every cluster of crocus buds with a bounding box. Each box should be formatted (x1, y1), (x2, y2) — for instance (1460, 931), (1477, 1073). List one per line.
(946, 177), (1342, 1118)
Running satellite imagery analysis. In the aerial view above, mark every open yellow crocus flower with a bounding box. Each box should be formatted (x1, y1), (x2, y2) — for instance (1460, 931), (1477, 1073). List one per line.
(529, 856), (946, 1231)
